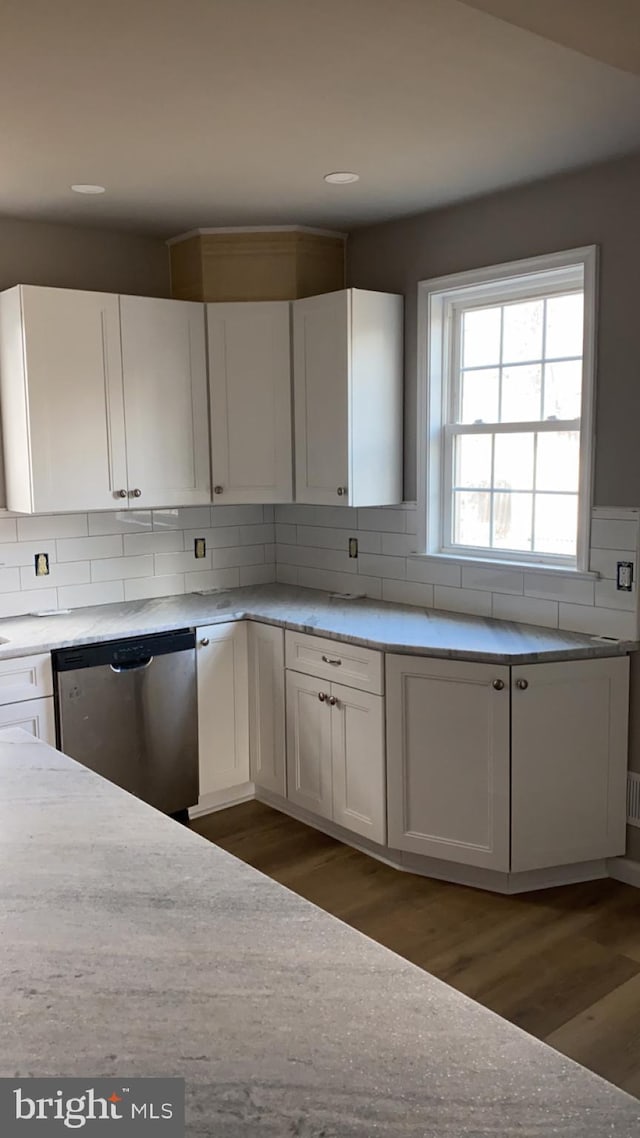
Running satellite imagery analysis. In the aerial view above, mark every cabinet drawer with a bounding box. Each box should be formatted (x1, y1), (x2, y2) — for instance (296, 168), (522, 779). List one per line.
(0, 653), (53, 706)
(285, 631), (383, 694)
(0, 696), (56, 745)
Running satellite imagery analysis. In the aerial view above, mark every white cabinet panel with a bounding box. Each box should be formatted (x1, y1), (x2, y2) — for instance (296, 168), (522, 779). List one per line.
(0, 285), (127, 512)
(120, 296), (210, 508)
(0, 653), (53, 706)
(196, 622), (249, 798)
(248, 622), (286, 796)
(0, 696), (55, 745)
(293, 289), (402, 507)
(208, 302), (292, 503)
(511, 656), (629, 871)
(386, 654), (510, 870)
(285, 669), (333, 819)
(331, 682), (386, 844)
(285, 630), (383, 694)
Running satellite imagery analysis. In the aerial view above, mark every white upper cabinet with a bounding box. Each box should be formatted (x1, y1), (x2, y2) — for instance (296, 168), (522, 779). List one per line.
(208, 302), (293, 503)
(293, 288), (403, 507)
(0, 286), (127, 513)
(0, 286), (210, 513)
(120, 295), (210, 508)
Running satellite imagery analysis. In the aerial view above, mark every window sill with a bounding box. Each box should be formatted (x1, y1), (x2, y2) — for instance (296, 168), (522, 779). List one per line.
(407, 552), (599, 581)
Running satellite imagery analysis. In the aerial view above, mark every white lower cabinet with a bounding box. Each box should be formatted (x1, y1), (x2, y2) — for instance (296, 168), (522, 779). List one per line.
(0, 697), (56, 745)
(248, 622), (286, 797)
(386, 653), (629, 876)
(196, 622), (249, 801)
(285, 667), (386, 843)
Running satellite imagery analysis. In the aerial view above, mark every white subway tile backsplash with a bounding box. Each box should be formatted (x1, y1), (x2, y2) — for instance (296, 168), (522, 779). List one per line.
(212, 504), (264, 527)
(91, 555), (154, 582)
(183, 526), (240, 550)
(88, 510), (152, 535)
(262, 506), (275, 523)
(275, 523), (297, 544)
(589, 548), (636, 581)
(461, 565), (523, 595)
(594, 578), (637, 612)
(558, 602), (637, 640)
(358, 553), (406, 581)
(123, 530), (184, 556)
(276, 504), (358, 529)
(590, 517), (639, 551)
(406, 558), (462, 588)
(57, 535), (123, 562)
(276, 563), (299, 585)
(57, 580), (124, 609)
(17, 513), (88, 541)
(1, 588), (58, 616)
(357, 507), (405, 533)
(296, 566), (382, 598)
(0, 567), (20, 593)
(0, 540), (59, 567)
(296, 525), (379, 554)
(380, 532), (419, 557)
(152, 507), (212, 530)
(382, 579), (434, 608)
(183, 567), (240, 592)
(433, 586), (492, 617)
(264, 543), (276, 563)
(523, 572), (595, 605)
(238, 523), (275, 545)
(211, 545), (265, 569)
(19, 561), (90, 591)
(239, 564), (276, 586)
(492, 593), (558, 628)
(275, 544), (357, 574)
(155, 550), (213, 576)
(0, 518), (17, 544)
(124, 574), (186, 601)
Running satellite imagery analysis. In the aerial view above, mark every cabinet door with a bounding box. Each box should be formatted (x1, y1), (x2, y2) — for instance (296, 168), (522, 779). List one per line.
(285, 669), (333, 818)
(120, 296), (210, 508)
(386, 655), (510, 870)
(208, 302), (292, 503)
(196, 622), (249, 798)
(0, 697), (56, 746)
(293, 290), (349, 505)
(248, 622), (286, 796)
(511, 656), (629, 872)
(0, 286), (127, 512)
(331, 682), (386, 844)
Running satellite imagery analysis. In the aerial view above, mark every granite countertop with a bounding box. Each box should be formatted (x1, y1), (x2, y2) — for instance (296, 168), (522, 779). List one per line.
(0, 583), (635, 664)
(1, 726), (639, 1137)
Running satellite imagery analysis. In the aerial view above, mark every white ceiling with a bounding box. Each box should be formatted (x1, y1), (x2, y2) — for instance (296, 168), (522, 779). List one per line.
(1, 0), (639, 236)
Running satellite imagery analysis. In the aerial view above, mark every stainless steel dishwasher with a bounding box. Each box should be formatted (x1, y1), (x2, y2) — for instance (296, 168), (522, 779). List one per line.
(53, 629), (198, 815)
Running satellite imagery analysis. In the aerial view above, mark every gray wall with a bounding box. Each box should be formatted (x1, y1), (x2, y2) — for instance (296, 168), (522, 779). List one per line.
(347, 150), (640, 507)
(0, 216), (170, 297)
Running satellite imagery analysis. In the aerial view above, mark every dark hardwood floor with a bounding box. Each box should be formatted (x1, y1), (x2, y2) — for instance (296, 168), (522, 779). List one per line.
(191, 800), (640, 1098)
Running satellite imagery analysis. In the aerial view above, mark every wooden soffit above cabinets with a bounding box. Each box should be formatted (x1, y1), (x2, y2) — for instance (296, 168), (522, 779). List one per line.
(168, 226), (346, 303)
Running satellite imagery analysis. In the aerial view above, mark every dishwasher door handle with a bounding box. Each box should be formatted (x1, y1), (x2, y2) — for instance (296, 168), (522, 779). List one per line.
(110, 657), (154, 674)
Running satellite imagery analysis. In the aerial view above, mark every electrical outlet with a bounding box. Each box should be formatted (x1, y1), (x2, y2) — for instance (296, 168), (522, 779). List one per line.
(34, 552), (50, 577)
(194, 537), (206, 559)
(348, 537), (358, 559)
(617, 560), (634, 591)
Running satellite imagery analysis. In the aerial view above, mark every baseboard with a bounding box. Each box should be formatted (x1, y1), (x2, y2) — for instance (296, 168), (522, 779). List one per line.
(607, 856), (640, 888)
(188, 782), (255, 819)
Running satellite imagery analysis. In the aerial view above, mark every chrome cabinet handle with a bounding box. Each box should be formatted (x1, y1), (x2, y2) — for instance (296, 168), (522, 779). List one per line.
(337, 486), (347, 497)
(515, 678), (529, 690)
(328, 695), (338, 706)
(117, 489), (127, 498)
(492, 679), (505, 690)
(321, 655), (342, 666)
(214, 486), (224, 494)
(318, 691), (326, 702)
(200, 638), (210, 647)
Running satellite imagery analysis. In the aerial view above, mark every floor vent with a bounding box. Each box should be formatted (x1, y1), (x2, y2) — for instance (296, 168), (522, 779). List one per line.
(627, 772), (640, 828)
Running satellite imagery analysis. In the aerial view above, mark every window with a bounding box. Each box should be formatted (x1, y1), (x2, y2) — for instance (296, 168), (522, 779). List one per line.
(419, 248), (596, 570)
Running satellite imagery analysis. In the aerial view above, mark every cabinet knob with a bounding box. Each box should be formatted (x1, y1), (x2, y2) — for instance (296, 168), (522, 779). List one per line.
(128, 488), (142, 498)
(200, 638), (210, 647)
(328, 695), (338, 706)
(117, 489), (127, 499)
(214, 485), (224, 495)
(515, 678), (529, 690)
(337, 486), (347, 497)
(318, 691), (326, 702)
(492, 679), (505, 690)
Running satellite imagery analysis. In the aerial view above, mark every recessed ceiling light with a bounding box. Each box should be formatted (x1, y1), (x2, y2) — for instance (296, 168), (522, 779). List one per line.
(70, 184), (106, 194)
(324, 171), (360, 184)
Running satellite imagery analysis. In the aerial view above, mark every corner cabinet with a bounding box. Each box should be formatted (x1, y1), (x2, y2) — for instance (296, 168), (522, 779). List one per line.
(292, 288), (403, 507)
(207, 302), (293, 504)
(0, 285), (210, 513)
(386, 653), (629, 874)
(248, 622), (286, 797)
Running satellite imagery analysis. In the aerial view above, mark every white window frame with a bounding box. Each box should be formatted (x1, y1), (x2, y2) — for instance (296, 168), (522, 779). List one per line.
(416, 246), (597, 573)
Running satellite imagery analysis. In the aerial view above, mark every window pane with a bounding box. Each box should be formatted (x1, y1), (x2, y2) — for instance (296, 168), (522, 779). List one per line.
(460, 368), (499, 423)
(543, 360), (582, 420)
(462, 307), (501, 368)
(536, 432), (580, 492)
(454, 434), (492, 489)
(453, 491), (491, 547)
(493, 492), (533, 552)
(494, 432), (534, 491)
(545, 293), (583, 359)
(533, 494), (578, 557)
(502, 299), (543, 363)
(500, 364), (542, 422)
